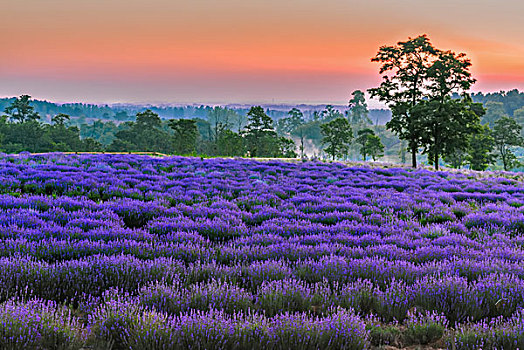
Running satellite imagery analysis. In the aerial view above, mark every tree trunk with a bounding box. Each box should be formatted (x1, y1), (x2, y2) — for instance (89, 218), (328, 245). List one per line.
(411, 146), (417, 168)
(300, 135), (304, 158)
(434, 152), (439, 171)
(501, 146), (507, 171)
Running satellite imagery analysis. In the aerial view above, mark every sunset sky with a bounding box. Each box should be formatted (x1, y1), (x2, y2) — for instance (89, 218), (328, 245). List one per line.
(1, 0), (524, 105)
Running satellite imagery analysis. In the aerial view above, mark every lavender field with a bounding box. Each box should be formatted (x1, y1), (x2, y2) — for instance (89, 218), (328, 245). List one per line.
(1, 153), (524, 349)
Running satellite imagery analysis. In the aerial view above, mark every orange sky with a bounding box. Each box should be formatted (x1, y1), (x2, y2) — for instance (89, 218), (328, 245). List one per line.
(1, 0), (524, 104)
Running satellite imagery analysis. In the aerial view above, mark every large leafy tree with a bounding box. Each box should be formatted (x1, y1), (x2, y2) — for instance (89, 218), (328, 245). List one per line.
(169, 119), (199, 155)
(419, 50), (482, 170)
(414, 97), (483, 170)
(4, 95), (40, 123)
(320, 117), (353, 160)
(369, 35), (439, 167)
(492, 116), (523, 171)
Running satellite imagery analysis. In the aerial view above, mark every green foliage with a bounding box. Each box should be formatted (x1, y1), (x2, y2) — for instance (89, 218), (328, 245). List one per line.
(492, 116), (523, 171)
(3, 95), (40, 123)
(514, 107), (524, 127)
(169, 119), (199, 155)
(80, 120), (121, 146)
(404, 311), (447, 345)
(482, 101), (506, 127)
(320, 117), (353, 160)
(277, 108), (305, 135)
(136, 109), (162, 129)
(348, 90), (371, 125)
(51, 113), (70, 126)
(467, 125), (496, 171)
(217, 129), (244, 156)
(109, 110), (173, 153)
(370, 35), (484, 170)
(1, 120), (52, 153)
(367, 325), (402, 347)
(415, 97), (483, 170)
(369, 34), (439, 167)
(320, 105), (344, 123)
(243, 106), (292, 157)
(207, 107), (240, 143)
(356, 128), (384, 161)
(278, 137), (297, 158)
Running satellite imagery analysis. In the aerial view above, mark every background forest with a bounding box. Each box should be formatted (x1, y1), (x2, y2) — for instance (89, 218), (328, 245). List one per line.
(0, 88), (523, 171)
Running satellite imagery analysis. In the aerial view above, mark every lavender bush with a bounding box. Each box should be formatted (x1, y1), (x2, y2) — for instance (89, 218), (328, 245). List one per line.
(0, 153), (522, 348)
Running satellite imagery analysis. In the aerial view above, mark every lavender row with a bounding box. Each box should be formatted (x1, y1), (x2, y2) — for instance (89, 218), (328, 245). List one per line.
(2, 255), (524, 325)
(2, 296), (523, 350)
(0, 297), (369, 350)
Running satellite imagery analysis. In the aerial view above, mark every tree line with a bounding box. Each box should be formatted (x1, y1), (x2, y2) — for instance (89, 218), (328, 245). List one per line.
(0, 93), (386, 160)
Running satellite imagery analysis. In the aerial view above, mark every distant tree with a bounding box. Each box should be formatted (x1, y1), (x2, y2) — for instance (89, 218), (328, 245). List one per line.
(169, 119), (199, 155)
(47, 114), (83, 151)
(277, 108), (305, 135)
(320, 117), (353, 160)
(355, 128), (374, 161)
(514, 107), (524, 128)
(466, 125), (496, 171)
(106, 139), (134, 152)
(369, 35), (439, 167)
(356, 128), (384, 161)
(243, 106), (279, 157)
(275, 108), (305, 157)
(320, 105), (344, 123)
(136, 109), (162, 129)
(217, 129), (244, 156)
(278, 137), (297, 158)
(4, 95), (40, 123)
(481, 102), (506, 127)
(208, 107), (236, 143)
(348, 90), (371, 125)
(1, 121), (51, 153)
(366, 134), (385, 161)
(444, 149), (468, 169)
(114, 111), (130, 121)
(51, 113), (70, 126)
(111, 110), (172, 153)
(234, 112), (248, 133)
(82, 138), (104, 152)
(492, 116), (523, 171)
(278, 108), (305, 134)
(291, 124), (308, 158)
(80, 120), (120, 146)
